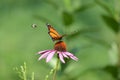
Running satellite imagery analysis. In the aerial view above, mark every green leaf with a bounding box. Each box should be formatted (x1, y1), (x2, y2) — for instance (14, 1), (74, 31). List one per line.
(102, 15), (119, 33)
(44, 0), (59, 10)
(95, 0), (112, 15)
(83, 33), (110, 48)
(75, 3), (95, 13)
(62, 11), (74, 26)
(104, 66), (118, 79)
(66, 28), (98, 40)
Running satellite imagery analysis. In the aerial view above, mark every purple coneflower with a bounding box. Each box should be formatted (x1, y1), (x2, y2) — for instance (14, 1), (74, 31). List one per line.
(38, 41), (78, 63)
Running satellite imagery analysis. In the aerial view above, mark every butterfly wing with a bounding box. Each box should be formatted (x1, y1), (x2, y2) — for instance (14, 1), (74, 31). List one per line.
(46, 24), (62, 41)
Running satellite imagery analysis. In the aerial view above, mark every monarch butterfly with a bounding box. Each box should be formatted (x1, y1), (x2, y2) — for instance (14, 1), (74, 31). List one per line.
(46, 24), (64, 41)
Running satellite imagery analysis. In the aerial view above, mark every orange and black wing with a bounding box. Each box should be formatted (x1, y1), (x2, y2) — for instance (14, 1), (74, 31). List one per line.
(46, 24), (62, 41)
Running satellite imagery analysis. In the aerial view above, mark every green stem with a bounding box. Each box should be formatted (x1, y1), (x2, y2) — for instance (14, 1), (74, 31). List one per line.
(53, 59), (60, 80)
(21, 66), (27, 80)
(31, 72), (34, 80)
(23, 71), (27, 80)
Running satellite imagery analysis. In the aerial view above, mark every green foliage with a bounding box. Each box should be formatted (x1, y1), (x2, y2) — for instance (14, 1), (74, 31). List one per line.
(102, 15), (119, 33)
(14, 62), (34, 80)
(0, 0), (120, 80)
(95, 0), (113, 15)
(75, 3), (95, 13)
(62, 11), (74, 26)
(104, 66), (118, 79)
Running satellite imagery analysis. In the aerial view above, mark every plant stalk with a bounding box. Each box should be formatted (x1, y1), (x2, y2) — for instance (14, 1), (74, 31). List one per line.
(53, 59), (60, 80)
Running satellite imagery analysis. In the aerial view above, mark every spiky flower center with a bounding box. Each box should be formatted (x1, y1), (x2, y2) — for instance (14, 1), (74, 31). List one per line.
(54, 41), (66, 51)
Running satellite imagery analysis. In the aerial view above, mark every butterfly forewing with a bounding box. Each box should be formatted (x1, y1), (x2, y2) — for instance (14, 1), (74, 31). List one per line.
(46, 24), (62, 41)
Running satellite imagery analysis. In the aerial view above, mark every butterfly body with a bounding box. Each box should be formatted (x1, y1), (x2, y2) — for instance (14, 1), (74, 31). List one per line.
(46, 24), (63, 41)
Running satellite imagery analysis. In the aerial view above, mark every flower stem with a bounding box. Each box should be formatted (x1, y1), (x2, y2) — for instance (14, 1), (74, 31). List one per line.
(53, 59), (60, 80)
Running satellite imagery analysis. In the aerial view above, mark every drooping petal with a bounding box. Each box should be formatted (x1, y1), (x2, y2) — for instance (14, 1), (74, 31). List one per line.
(38, 50), (49, 54)
(61, 52), (69, 58)
(59, 52), (65, 63)
(65, 52), (74, 56)
(38, 51), (50, 60)
(65, 52), (78, 61)
(69, 55), (78, 61)
(46, 51), (56, 62)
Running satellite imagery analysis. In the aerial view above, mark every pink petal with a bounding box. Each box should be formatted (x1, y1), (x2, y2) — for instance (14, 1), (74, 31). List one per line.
(46, 51), (55, 62)
(38, 51), (50, 60)
(59, 53), (65, 63)
(38, 50), (49, 54)
(70, 55), (78, 61)
(62, 52), (69, 58)
(65, 52), (78, 61)
(65, 52), (74, 56)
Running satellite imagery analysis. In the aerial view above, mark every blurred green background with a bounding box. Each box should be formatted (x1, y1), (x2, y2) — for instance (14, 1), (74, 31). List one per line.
(0, 0), (120, 80)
